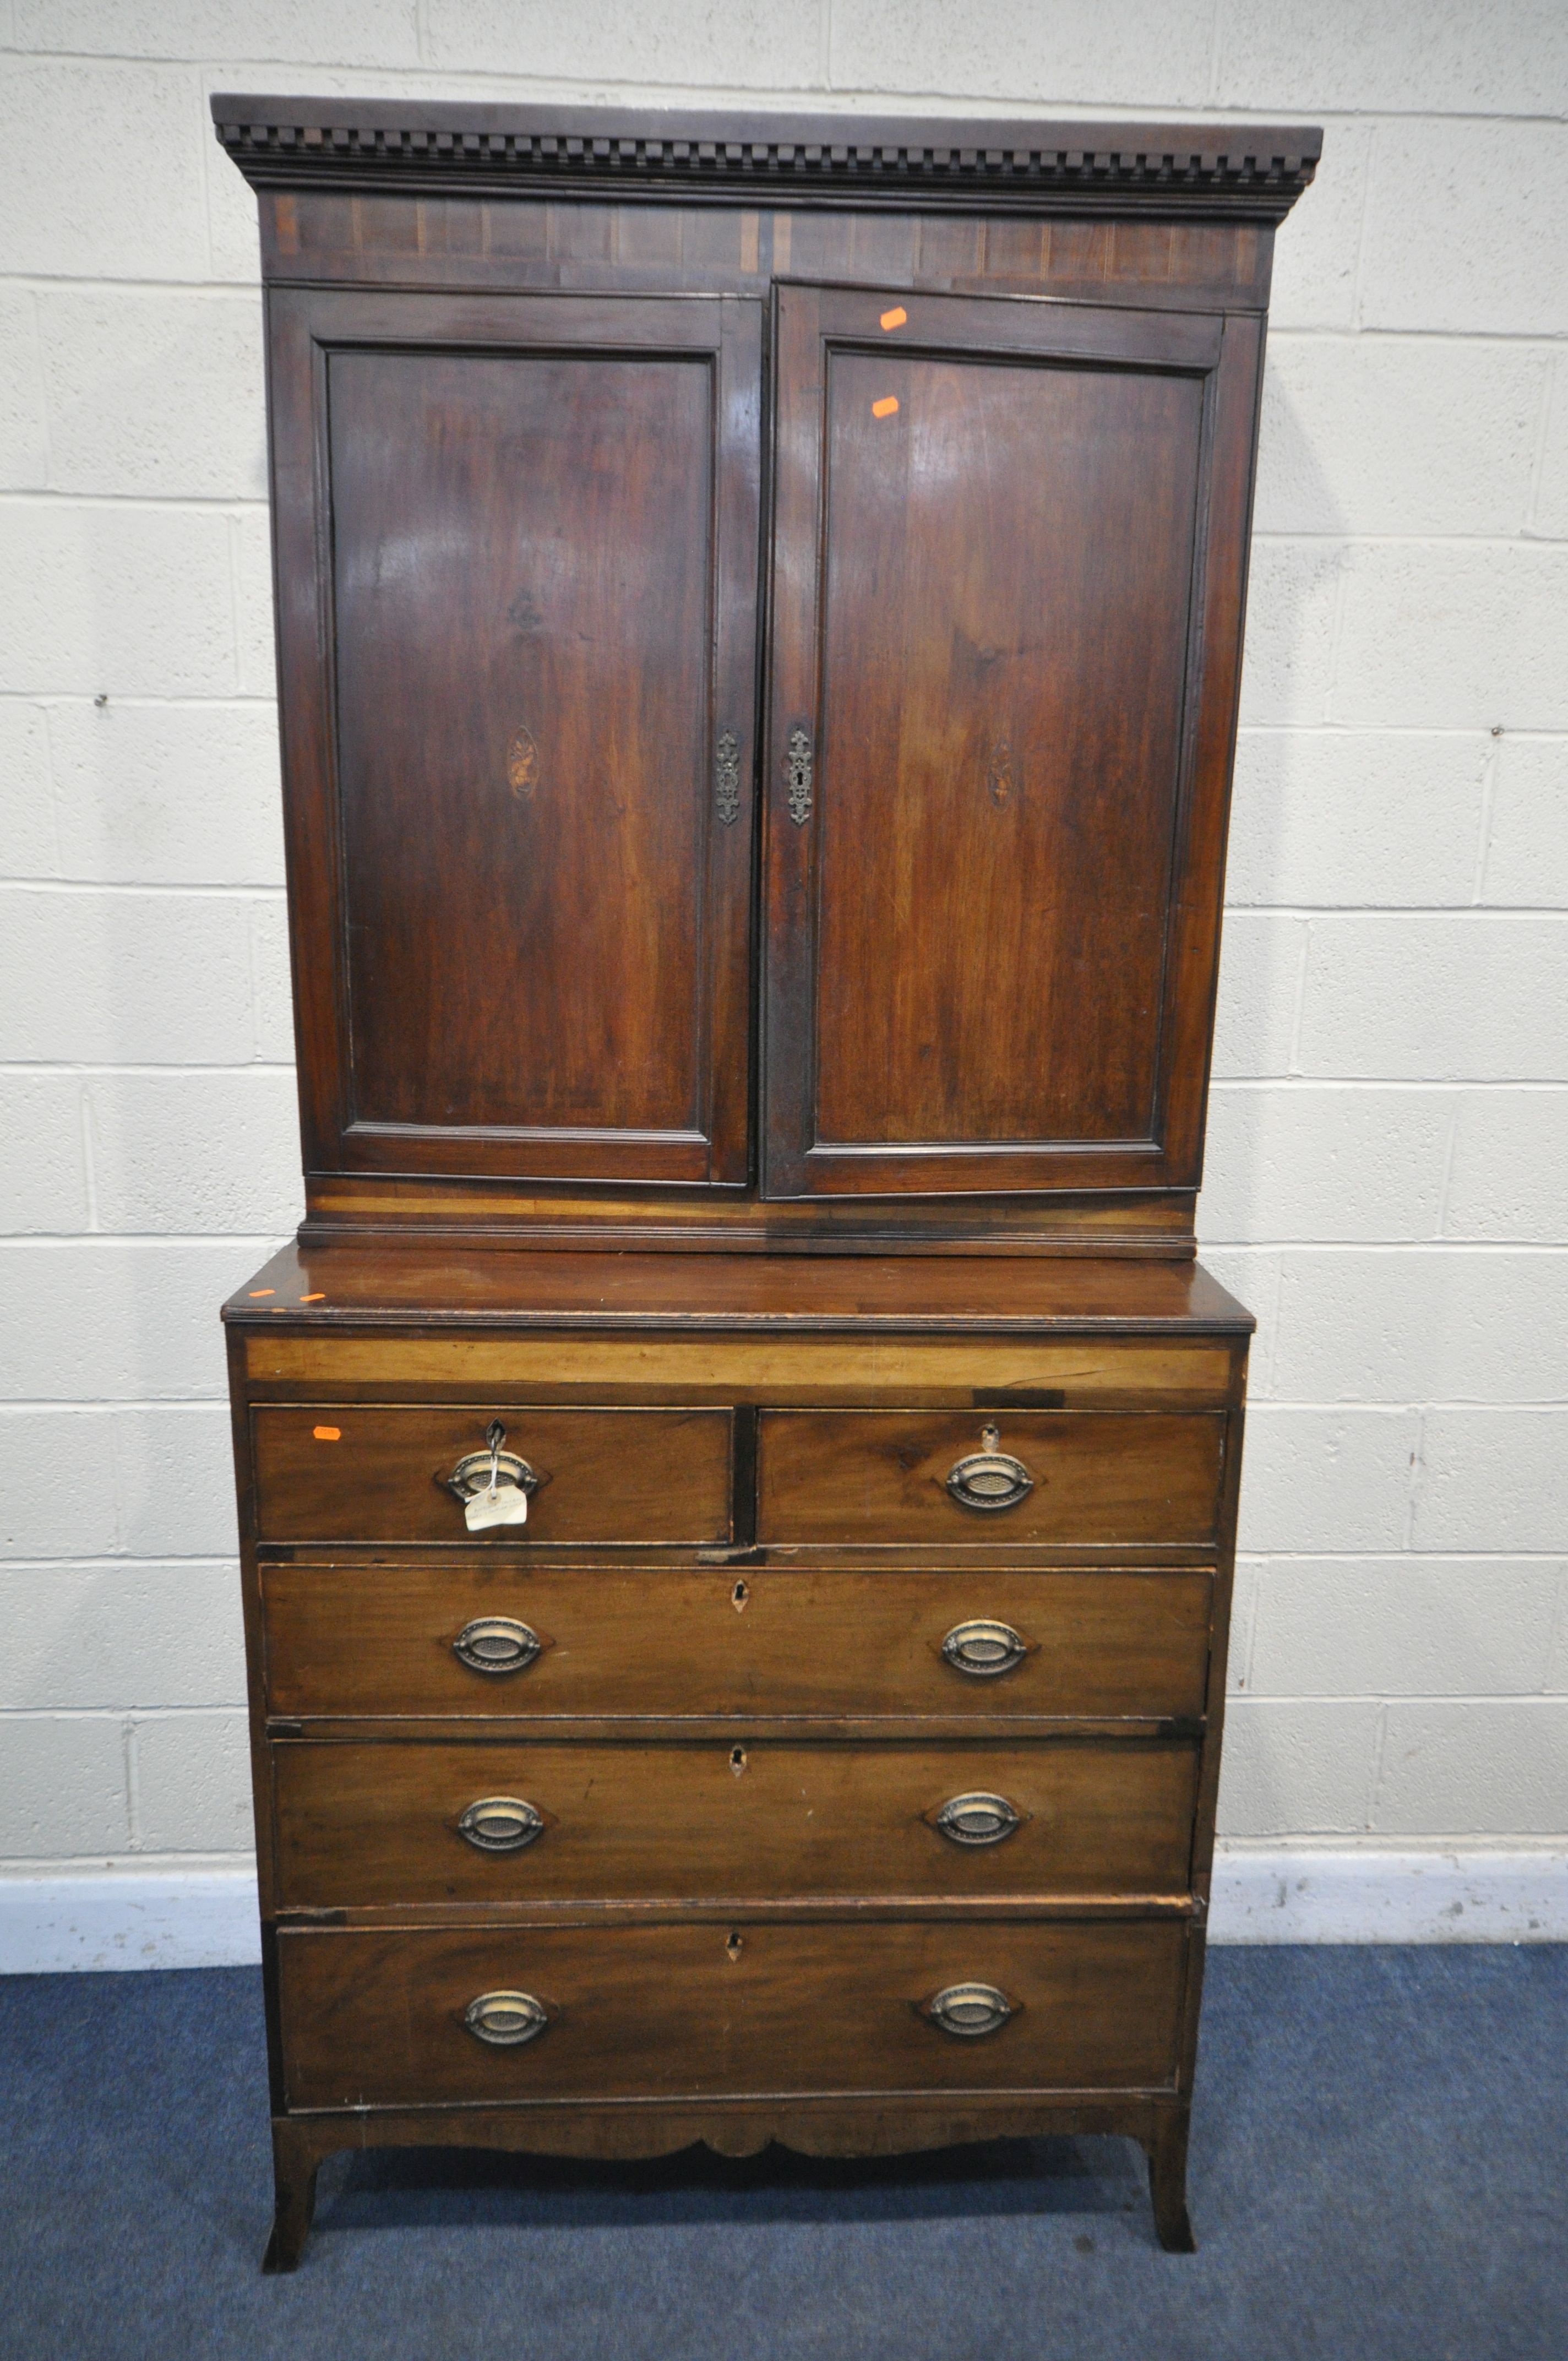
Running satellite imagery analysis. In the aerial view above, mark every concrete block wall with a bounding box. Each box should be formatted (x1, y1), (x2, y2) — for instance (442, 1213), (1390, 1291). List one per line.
(1, 2), (1564, 1947)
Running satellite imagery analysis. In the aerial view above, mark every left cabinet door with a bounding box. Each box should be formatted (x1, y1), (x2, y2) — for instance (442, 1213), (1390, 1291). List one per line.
(269, 290), (761, 1188)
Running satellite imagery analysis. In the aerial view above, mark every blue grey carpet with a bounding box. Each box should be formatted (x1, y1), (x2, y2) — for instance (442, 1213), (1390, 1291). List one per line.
(0, 1947), (1562, 2360)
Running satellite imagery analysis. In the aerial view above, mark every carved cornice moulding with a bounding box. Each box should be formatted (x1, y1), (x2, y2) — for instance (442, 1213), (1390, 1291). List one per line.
(212, 96), (1321, 221)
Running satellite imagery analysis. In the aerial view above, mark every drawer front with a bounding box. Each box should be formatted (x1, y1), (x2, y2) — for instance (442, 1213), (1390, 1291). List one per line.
(251, 1407), (732, 1544)
(262, 1563), (1213, 1722)
(757, 1412), (1224, 1546)
(272, 1738), (1199, 1907)
(278, 1918), (1187, 2109)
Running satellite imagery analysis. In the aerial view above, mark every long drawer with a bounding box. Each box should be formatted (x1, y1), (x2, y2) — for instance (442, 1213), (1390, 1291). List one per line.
(260, 1564), (1214, 1722)
(756, 1412), (1225, 1545)
(251, 1407), (733, 1544)
(277, 1919), (1188, 2110)
(271, 1737), (1199, 1907)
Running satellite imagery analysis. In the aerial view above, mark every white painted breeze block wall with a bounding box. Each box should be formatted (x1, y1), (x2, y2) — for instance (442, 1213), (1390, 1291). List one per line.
(1, 3), (1565, 1965)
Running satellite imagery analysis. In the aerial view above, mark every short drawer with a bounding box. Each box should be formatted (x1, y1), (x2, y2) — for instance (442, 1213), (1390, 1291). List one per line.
(261, 1563), (1213, 1722)
(251, 1407), (732, 1545)
(271, 1737), (1199, 1908)
(277, 1918), (1187, 2110)
(756, 1412), (1224, 1546)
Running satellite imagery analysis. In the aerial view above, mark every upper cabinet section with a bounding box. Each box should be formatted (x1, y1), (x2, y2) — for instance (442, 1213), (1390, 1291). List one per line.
(220, 98), (1319, 1252)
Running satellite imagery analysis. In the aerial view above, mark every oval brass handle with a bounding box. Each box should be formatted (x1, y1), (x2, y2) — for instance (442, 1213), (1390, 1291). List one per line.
(930, 1792), (1022, 1847)
(464, 1990), (550, 2047)
(444, 1419), (541, 1506)
(922, 1982), (1015, 2039)
(457, 1796), (545, 1854)
(451, 1617), (542, 1677)
(941, 1619), (1029, 1679)
(946, 1425), (1034, 1513)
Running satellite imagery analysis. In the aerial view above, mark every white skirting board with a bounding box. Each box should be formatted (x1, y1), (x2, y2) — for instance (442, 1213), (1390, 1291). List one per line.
(1208, 1846), (1568, 1944)
(0, 1865), (263, 1973)
(0, 1848), (1565, 1971)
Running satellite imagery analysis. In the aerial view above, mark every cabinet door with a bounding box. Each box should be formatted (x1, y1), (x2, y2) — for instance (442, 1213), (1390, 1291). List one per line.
(762, 285), (1260, 1200)
(269, 291), (760, 1187)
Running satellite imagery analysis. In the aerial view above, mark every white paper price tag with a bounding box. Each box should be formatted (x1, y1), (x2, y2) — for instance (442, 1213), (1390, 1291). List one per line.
(465, 1483), (529, 1533)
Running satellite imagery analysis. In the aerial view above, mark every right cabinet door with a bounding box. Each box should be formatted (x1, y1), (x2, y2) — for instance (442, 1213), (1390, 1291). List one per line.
(762, 285), (1262, 1201)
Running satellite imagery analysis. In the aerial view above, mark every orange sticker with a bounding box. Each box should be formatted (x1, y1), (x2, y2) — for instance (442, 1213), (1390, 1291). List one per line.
(879, 306), (907, 330)
(312, 1425), (341, 1443)
(247, 1288), (274, 1298)
(300, 1293), (325, 1303)
(872, 395), (900, 418)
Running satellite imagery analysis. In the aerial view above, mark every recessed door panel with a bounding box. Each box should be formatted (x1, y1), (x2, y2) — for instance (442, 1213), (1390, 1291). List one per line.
(269, 291), (760, 1186)
(815, 349), (1199, 1146)
(763, 286), (1259, 1200)
(334, 347), (707, 1138)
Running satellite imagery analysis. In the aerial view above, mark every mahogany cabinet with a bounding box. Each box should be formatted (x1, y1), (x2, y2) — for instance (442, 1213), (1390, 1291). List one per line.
(216, 94), (1319, 2266)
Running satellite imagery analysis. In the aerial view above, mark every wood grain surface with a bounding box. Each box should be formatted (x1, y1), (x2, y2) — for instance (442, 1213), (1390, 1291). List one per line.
(258, 192), (1278, 316)
(810, 335), (1201, 1150)
(224, 1245), (1254, 1331)
(761, 285), (1259, 1205)
(271, 1736), (1199, 1907)
(757, 1411), (1224, 1544)
(251, 1406), (733, 1544)
(260, 1562), (1214, 1722)
(277, 1916), (1188, 2109)
(266, 290), (759, 1192)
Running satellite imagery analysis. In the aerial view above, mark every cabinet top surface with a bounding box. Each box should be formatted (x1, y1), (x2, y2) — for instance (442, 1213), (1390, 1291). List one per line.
(222, 1247), (1253, 1335)
(213, 94), (1320, 220)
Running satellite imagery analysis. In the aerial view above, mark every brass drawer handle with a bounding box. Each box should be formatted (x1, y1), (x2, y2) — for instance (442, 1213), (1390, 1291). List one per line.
(946, 1424), (1034, 1513)
(930, 1792), (1022, 1848)
(444, 1419), (542, 1532)
(941, 1619), (1029, 1679)
(457, 1796), (545, 1854)
(921, 1982), (1015, 2039)
(464, 1990), (550, 2048)
(452, 1617), (542, 1677)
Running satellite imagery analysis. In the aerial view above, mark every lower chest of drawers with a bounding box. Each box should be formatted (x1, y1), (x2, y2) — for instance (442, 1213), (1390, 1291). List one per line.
(226, 1281), (1248, 2257)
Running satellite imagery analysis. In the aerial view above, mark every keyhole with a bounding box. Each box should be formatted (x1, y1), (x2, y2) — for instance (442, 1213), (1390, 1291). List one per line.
(732, 1579), (749, 1612)
(730, 1745), (747, 1776)
(726, 1930), (744, 1961)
